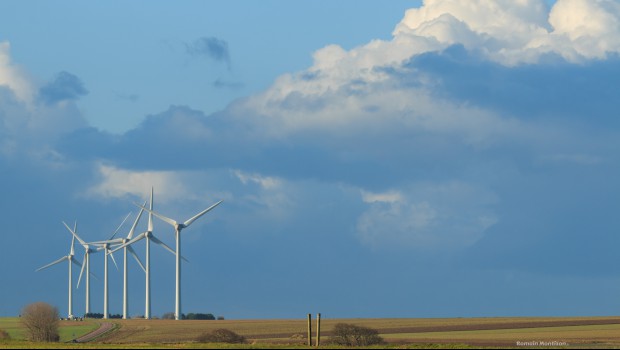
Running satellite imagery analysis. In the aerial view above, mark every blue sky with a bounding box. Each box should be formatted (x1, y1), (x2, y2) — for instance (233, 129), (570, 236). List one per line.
(1, 0), (620, 320)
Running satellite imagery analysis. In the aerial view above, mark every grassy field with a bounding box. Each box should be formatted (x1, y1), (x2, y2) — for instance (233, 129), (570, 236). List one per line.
(0, 317), (100, 342)
(1, 316), (620, 348)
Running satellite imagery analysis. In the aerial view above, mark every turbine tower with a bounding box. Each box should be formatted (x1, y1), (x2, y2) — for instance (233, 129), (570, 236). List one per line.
(137, 198), (222, 320)
(36, 224), (82, 319)
(112, 187), (180, 319)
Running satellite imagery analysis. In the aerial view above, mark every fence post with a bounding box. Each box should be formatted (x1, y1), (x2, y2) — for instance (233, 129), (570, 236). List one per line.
(316, 313), (321, 347)
(307, 313), (312, 346)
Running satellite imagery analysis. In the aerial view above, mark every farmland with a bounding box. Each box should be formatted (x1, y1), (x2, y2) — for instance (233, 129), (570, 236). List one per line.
(1, 316), (620, 348)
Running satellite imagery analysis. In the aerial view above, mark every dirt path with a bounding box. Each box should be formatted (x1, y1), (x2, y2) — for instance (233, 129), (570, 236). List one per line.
(72, 322), (115, 343)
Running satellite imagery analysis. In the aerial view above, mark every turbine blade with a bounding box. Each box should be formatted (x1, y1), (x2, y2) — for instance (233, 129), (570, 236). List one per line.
(77, 253), (87, 288)
(62, 221), (87, 246)
(148, 187), (154, 232)
(151, 235), (189, 263)
(109, 212), (132, 240)
(128, 202), (146, 240)
(150, 235), (176, 255)
(127, 246), (146, 272)
(109, 250), (119, 270)
(36, 256), (68, 272)
(183, 200), (223, 227)
(71, 257), (83, 268)
(70, 235), (76, 256)
(109, 233), (146, 254)
(134, 202), (177, 227)
(90, 238), (124, 245)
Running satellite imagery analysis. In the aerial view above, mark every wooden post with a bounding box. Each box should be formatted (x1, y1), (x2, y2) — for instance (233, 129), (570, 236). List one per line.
(307, 313), (312, 346)
(316, 313), (321, 347)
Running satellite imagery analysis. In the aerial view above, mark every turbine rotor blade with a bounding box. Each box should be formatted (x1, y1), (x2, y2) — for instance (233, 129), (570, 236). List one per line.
(109, 212), (132, 240)
(109, 233), (146, 254)
(62, 221), (87, 246)
(183, 200), (223, 227)
(148, 187), (154, 232)
(36, 256), (68, 272)
(71, 257), (83, 268)
(109, 250), (119, 270)
(127, 246), (146, 272)
(134, 202), (177, 228)
(128, 203), (146, 240)
(77, 253), (87, 288)
(150, 235), (189, 263)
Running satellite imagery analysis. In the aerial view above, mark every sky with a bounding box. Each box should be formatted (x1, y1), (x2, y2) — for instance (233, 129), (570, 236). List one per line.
(1, 0), (619, 320)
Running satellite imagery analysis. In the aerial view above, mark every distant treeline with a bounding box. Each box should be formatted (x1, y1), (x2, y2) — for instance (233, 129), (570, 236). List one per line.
(84, 312), (223, 320)
(84, 313), (123, 319)
(161, 312), (221, 320)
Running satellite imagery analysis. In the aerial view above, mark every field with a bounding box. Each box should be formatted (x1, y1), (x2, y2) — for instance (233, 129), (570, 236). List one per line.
(1, 316), (620, 348)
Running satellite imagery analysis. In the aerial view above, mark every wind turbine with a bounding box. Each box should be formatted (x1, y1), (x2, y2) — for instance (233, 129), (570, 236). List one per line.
(136, 197), (222, 320)
(36, 223), (82, 319)
(111, 187), (182, 319)
(61, 222), (98, 316)
(115, 207), (146, 320)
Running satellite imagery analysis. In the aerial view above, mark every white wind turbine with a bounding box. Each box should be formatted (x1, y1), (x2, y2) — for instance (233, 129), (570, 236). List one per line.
(61, 222), (98, 316)
(64, 214), (130, 319)
(115, 206), (147, 319)
(36, 223), (82, 319)
(111, 188), (182, 319)
(136, 197), (222, 320)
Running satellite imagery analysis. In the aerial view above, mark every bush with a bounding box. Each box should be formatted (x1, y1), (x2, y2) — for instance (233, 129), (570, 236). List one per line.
(21, 302), (60, 342)
(331, 323), (384, 346)
(186, 313), (215, 320)
(197, 328), (246, 344)
(0, 329), (10, 340)
(161, 312), (175, 320)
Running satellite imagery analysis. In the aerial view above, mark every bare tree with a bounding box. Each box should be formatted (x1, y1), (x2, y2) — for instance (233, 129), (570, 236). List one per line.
(332, 323), (384, 346)
(21, 302), (60, 342)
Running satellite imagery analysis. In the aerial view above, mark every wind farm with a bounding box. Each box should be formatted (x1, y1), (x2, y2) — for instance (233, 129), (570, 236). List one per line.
(34, 187), (222, 322)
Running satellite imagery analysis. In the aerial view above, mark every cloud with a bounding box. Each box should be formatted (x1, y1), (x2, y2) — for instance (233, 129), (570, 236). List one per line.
(0, 45), (87, 160)
(0, 41), (34, 103)
(32, 0), (620, 256)
(357, 182), (498, 251)
(38, 71), (89, 105)
(186, 36), (231, 68)
(85, 163), (189, 203)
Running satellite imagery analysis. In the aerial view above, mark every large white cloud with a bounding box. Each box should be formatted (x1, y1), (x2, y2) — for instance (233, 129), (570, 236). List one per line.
(0, 41), (87, 160)
(0, 41), (34, 103)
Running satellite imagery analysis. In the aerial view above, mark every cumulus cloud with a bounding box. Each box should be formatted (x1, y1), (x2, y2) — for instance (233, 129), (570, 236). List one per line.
(86, 163), (189, 202)
(0, 41), (34, 103)
(0, 43), (87, 160)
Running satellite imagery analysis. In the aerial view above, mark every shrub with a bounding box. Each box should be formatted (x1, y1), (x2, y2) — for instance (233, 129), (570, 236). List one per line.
(331, 323), (384, 346)
(0, 329), (10, 340)
(186, 313), (215, 320)
(197, 328), (246, 344)
(161, 312), (175, 320)
(21, 302), (60, 342)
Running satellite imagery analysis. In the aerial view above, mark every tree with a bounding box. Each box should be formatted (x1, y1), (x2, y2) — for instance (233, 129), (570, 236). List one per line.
(331, 323), (384, 346)
(21, 302), (60, 342)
